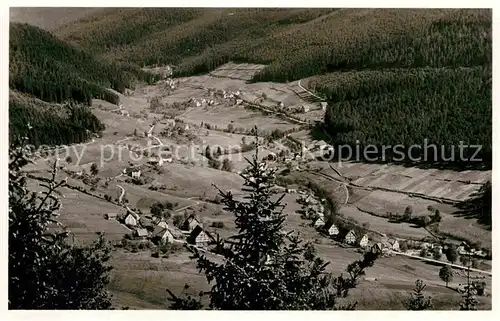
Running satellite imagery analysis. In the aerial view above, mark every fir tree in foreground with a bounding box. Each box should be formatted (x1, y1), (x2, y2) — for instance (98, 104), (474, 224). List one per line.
(458, 246), (479, 311)
(404, 279), (432, 310)
(168, 146), (379, 309)
(9, 137), (113, 309)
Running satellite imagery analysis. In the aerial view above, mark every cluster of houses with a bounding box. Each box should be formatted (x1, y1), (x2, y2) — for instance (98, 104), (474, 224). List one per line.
(298, 193), (400, 253)
(199, 88), (244, 106)
(457, 242), (488, 258)
(278, 139), (333, 164)
(276, 102), (311, 114)
(189, 97), (216, 107)
(104, 210), (214, 248)
(164, 78), (177, 90)
(64, 162), (95, 178)
(147, 155), (173, 167)
(124, 166), (142, 179)
(273, 101), (327, 114)
(160, 118), (191, 132)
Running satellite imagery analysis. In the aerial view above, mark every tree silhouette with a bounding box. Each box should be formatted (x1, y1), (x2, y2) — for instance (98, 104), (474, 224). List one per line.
(9, 137), (113, 309)
(455, 181), (491, 227)
(167, 144), (379, 309)
(404, 279), (432, 310)
(439, 265), (453, 287)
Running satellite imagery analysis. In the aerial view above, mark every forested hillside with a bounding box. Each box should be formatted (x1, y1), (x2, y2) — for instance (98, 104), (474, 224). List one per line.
(9, 23), (157, 146)
(306, 12), (491, 168)
(308, 66), (491, 167)
(9, 91), (104, 147)
(55, 8), (490, 81)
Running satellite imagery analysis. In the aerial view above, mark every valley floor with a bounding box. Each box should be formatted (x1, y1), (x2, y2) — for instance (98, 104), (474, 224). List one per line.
(26, 63), (492, 310)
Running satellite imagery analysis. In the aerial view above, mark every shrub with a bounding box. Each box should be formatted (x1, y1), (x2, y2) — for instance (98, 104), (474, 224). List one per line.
(211, 221), (225, 228)
(173, 214), (184, 228)
(208, 158), (221, 170)
(221, 159), (233, 172)
(399, 241), (409, 252)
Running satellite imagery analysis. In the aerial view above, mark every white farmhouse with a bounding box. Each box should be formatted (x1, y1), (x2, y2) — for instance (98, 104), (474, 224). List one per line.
(358, 234), (369, 248)
(314, 217), (325, 229)
(124, 213), (138, 227)
(344, 230), (357, 245)
(328, 224), (340, 237)
(131, 170), (141, 179)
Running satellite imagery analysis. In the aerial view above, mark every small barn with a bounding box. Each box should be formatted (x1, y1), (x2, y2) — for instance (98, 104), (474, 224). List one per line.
(124, 213), (138, 227)
(134, 228), (149, 238)
(148, 156), (164, 167)
(320, 102), (328, 111)
(314, 140), (328, 151)
(358, 234), (369, 248)
(344, 230), (357, 245)
(314, 217), (325, 229)
(126, 166), (142, 178)
(187, 225), (212, 248)
(328, 223), (340, 237)
(104, 213), (117, 220)
(153, 217), (169, 229)
(183, 214), (202, 231)
(139, 217), (154, 229)
(301, 105), (310, 113)
(131, 170), (141, 179)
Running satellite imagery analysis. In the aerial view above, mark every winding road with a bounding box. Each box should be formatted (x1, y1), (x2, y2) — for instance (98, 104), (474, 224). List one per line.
(297, 79), (326, 102)
(389, 250), (492, 276)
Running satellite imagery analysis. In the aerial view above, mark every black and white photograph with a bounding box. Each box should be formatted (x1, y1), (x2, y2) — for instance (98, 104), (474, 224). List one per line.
(6, 5), (493, 311)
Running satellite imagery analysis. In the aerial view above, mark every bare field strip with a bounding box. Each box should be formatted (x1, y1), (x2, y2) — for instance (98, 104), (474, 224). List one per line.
(178, 106), (300, 133)
(327, 161), (490, 202)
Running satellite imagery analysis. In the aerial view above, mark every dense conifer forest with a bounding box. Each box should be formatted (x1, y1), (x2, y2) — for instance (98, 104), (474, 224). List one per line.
(9, 23), (158, 146)
(9, 91), (105, 147)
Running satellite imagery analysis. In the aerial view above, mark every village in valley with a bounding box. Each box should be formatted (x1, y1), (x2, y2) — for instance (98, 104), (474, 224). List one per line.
(19, 60), (491, 309)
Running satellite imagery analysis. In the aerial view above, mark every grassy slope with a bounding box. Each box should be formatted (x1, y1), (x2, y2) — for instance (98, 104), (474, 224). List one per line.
(55, 8), (490, 80)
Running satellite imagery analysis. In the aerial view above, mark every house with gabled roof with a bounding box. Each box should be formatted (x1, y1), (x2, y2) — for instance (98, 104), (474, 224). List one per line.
(124, 213), (138, 227)
(314, 217), (325, 229)
(152, 226), (175, 245)
(327, 223), (340, 237)
(134, 228), (149, 238)
(104, 213), (117, 220)
(152, 217), (169, 229)
(187, 225), (213, 248)
(344, 229), (357, 245)
(358, 234), (369, 248)
(183, 214), (202, 231)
